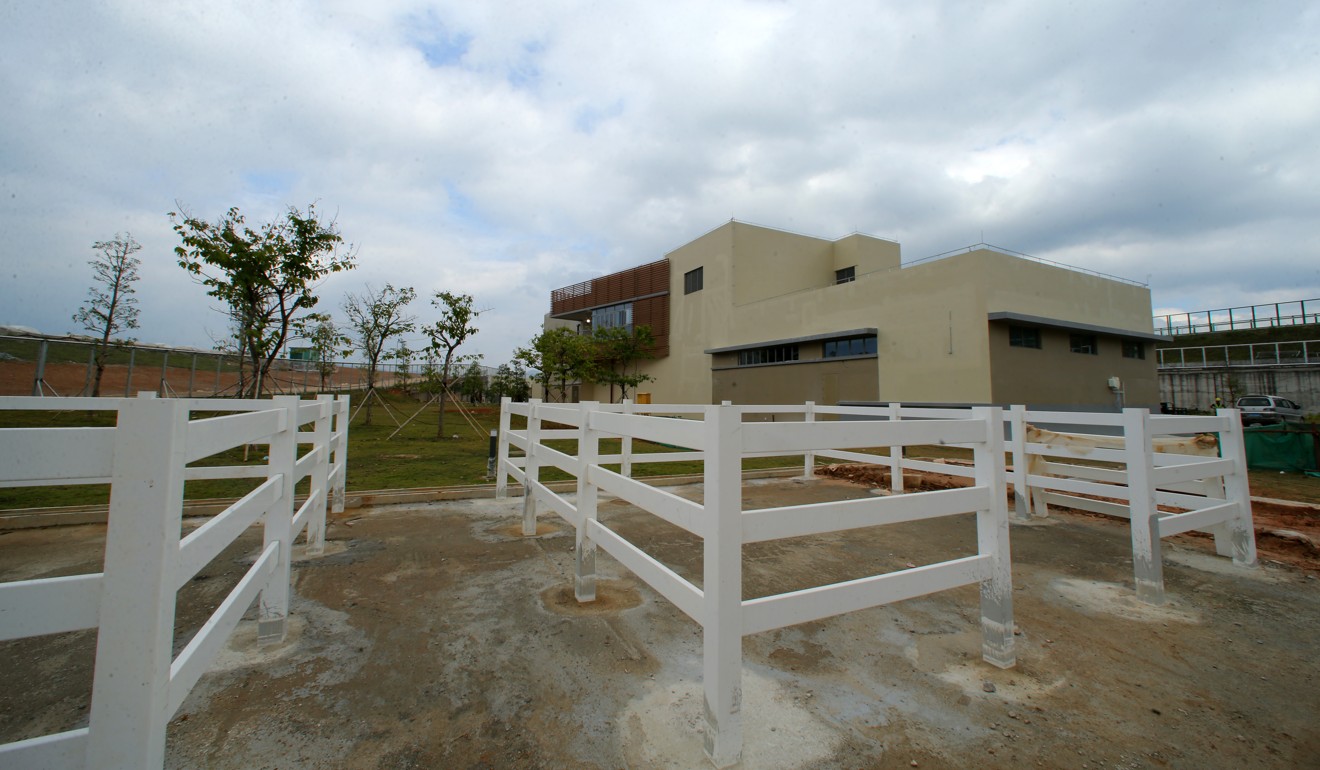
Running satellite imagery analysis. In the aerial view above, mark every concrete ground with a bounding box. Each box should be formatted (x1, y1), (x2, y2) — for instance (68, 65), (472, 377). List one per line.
(2, 476), (1319, 769)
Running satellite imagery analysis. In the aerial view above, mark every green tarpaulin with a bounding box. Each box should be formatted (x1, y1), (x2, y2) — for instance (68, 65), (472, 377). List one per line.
(1243, 424), (1320, 472)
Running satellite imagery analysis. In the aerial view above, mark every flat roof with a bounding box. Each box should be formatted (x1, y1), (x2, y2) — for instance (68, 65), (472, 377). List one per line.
(987, 311), (1162, 342)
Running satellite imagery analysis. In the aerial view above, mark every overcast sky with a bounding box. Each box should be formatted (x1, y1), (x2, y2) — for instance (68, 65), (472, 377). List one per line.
(2, 1), (1317, 364)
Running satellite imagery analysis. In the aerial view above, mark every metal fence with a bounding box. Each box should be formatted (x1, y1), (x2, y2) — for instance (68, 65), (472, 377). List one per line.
(0, 334), (409, 398)
(1157, 339), (1319, 368)
(1154, 299), (1320, 336)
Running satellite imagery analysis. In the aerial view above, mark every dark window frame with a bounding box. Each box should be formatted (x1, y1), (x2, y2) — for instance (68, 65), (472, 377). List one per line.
(1122, 340), (1146, 360)
(834, 266), (856, 285)
(684, 266), (704, 294)
(1070, 333), (1099, 355)
(1008, 325), (1042, 349)
(737, 344), (800, 366)
(823, 334), (877, 358)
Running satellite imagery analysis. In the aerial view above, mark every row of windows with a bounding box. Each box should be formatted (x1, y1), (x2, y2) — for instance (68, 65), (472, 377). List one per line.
(1009, 325), (1145, 359)
(738, 344), (799, 366)
(823, 334), (877, 358)
(591, 302), (633, 331)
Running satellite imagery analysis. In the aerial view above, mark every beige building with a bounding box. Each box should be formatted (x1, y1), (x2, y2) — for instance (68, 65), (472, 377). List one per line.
(548, 221), (1159, 410)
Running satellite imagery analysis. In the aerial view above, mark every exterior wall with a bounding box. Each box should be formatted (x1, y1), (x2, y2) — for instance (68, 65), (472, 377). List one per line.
(549, 223), (1155, 409)
(1160, 365), (1320, 414)
(988, 324), (1159, 410)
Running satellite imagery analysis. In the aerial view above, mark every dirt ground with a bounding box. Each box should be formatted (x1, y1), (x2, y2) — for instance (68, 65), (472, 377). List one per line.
(3, 476), (1320, 769)
(0, 358), (377, 398)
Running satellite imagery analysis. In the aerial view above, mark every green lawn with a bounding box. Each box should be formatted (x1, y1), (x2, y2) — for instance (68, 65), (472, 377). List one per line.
(3, 390), (1317, 510)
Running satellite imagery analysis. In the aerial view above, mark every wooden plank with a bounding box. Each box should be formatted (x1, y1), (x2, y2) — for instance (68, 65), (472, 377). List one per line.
(1039, 462), (1127, 483)
(1151, 458), (1234, 487)
(0, 427), (115, 484)
(0, 573), (103, 641)
(168, 542), (279, 715)
(744, 417), (988, 453)
(588, 465), (705, 536)
(742, 486), (988, 544)
(184, 465), (267, 480)
(589, 410), (705, 450)
(815, 449), (891, 464)
(588, 520), (703, 622)
(0, 727), (89, 767)
(1027, 473), (1128, 501)
(901, 458), (977, 478)
(1025, 441), (1129, 464)
(291, 487), (323, 538)
(176, 476), (280, 588)
(1041, 492), (1131, 518)
(1148, 415), (1228, 436)
(1024, 410), (1126, 426)
(530, 479), (580, 526)
(185, 409), (283, 463)
(741, 554), (991, 636)
(1158, 501), (1239, 538)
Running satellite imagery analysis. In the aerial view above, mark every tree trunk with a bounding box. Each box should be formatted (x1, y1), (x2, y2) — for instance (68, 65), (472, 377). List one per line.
(436, 387), (447, 438)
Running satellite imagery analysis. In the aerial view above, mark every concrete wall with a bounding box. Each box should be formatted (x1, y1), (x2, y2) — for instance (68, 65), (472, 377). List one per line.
(1160, 365), (1320, 414)
(988, 324), (1159, 410)
(573, 223), (1156, 409)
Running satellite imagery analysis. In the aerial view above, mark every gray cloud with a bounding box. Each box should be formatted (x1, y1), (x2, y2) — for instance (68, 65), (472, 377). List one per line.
(1, 0), (1317, 364)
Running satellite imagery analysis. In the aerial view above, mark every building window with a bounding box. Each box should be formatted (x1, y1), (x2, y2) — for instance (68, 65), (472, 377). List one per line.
(737, 344), (799, 366)
(1009, 326), (1041, 349)
(1070, 333), (1098, 355)
(1122, 340), (1146, 359)
(591, 302), (633, 331)
(823, 334), (877, 358)
(684, 266), (704, 294)
(835, 266), (856, 284)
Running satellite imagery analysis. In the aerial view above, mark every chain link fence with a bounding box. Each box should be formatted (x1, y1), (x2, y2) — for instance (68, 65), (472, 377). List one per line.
(0, 334), (409, 398)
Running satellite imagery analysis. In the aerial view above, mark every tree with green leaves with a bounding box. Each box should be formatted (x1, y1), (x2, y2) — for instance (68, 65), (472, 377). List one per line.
(172, 203), (355, 397)
(458, 359), (487, 403)
(490, 361), (531, 402)
(517, 326), (594, 403)
(294, 312), (350, 391)
(342, 284), (416, 425)
(73, 233), (142, 396)
(591, 325), (655, 402)
(421, 291), (480, 438)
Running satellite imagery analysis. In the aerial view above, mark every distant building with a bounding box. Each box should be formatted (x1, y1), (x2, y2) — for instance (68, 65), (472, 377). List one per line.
(547, 221), (1159, 410)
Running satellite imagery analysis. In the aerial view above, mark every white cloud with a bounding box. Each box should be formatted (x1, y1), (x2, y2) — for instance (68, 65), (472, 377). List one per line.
(2, 0), (1318, 365)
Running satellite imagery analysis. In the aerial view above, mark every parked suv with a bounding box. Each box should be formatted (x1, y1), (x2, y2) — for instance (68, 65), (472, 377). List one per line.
(1235, 395), (1305, 426)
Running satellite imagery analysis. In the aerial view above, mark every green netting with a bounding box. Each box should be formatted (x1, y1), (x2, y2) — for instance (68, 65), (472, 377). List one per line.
(1243, 424), (1319, 472)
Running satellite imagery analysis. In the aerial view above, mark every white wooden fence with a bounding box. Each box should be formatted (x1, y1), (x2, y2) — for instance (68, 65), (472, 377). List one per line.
(496, 398), (1014, 768)
(0, 393), (349, 769)
(1003, 407), (1255, 604)
(809, 404), (1255, 605)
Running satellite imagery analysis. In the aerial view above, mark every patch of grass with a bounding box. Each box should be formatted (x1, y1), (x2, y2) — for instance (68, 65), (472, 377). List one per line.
(6, 393), (1319, 510)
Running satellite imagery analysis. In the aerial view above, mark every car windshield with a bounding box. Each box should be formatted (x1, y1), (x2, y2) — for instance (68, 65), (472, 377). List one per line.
(1238, 397), (1271, 406)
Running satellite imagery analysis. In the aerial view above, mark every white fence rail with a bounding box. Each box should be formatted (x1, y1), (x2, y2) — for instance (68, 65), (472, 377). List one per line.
(496, 398), (1014, 768)
(1004, 406), (1255, 604)
(0, 392), (349, 768)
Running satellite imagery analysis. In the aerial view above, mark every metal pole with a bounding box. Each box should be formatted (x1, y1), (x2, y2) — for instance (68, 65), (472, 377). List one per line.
(32, 340), (47, 396)
(125, 347), (136, 397)
(160, 352), (169, 396)
(486, 429), (497, 479)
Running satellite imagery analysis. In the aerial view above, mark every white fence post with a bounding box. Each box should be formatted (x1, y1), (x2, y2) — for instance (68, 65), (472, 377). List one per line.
(621, 398), (634, 478)
(331, 394), (349, 514)
(888, 402), (904, 492)
(702, 404), (743, 768)
(973, 406), (1015, 668)
(575, 401), (600, 602)
(85, 398), (188, 769)
(1123, 408), (1164, 604)
(260, 396), (298, 644)
(1216, 408), (1258, 567)
(802, 400), (816, 478)
(521, 398), (543, 536)
(308, 395), (333, 555)
(496, 396), (512, 498)
(1007, 405), (1031, 521)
